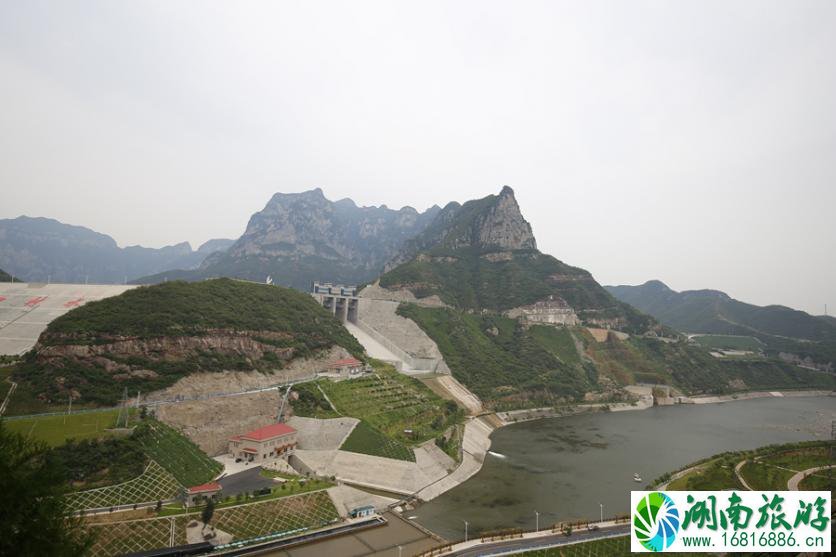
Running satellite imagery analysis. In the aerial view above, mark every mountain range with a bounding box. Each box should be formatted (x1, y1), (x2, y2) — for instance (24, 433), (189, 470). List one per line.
(4, 187), (834, 411)
(137, 188), (442, 288)
(606, 280), (836, 367)
(0, 216), (233, 284)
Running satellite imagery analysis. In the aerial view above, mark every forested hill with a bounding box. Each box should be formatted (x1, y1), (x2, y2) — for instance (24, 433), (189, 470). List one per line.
(14, 279), (363, 407)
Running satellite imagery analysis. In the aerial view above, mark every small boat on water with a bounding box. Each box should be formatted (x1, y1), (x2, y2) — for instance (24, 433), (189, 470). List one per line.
(633, 473), (643, 482)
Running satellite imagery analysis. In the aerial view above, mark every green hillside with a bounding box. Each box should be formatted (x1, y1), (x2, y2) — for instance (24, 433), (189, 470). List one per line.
(12, 279), (364, 406)
(400, 304), (835, 409)
(292, 363), (464, 459)
(398, 304), (598, 409)
(41, 416), (220, 498)
(606, 281), (836, 367)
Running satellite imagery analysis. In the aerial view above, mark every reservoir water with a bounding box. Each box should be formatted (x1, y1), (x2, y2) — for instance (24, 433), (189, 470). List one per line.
(413, 396), (834, 540)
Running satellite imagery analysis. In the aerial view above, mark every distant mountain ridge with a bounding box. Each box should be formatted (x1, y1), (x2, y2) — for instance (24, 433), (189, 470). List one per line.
(0, 216), (232, 284)
(141, 188), (443, 289)
(605, 280), (835, 341)
(606, 280), (836, 367)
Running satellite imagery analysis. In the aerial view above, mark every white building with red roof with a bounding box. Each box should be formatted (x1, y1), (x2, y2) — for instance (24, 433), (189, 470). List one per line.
(322, 357), (367, 379)
(228, 422), (298, 464)
(184, 481), (222, 507)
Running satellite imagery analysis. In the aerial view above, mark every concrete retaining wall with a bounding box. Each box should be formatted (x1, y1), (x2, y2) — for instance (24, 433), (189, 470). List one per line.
(356, 298), (450, 374)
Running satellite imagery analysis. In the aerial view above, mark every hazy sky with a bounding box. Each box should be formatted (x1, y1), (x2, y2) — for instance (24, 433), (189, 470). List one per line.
(1, 1), (834, 314)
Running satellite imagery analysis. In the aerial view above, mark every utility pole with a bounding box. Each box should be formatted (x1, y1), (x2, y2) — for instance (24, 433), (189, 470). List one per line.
(462, 519), (468, 542)
(600, 502), (604, 523)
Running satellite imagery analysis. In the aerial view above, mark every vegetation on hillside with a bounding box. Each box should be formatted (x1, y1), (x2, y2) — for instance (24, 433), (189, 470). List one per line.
(607, 280), (836, 367)
(293, 362), (463, 457)
(47, 437), (147, 492)
(11, 413), (220, 501)
(0, 421), (94, 556)
(339, 420), (415, 461)
(42, 279), (362, 352)
(656, 440), (834, 493)
(382, 249), (654, 333)
(398, 304), (597, 409)
(11, 279), (364, 406)
(132, 419), (222, 487)
(400, 304), (835, 409)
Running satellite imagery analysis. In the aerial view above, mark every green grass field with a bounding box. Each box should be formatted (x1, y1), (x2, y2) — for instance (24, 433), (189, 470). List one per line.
(339, 420), (415, 461)
(740, 445), (835, 491)
(666, 458), (742, 491)
(691, 334), (762, 351)
(3, 408), (126, 447)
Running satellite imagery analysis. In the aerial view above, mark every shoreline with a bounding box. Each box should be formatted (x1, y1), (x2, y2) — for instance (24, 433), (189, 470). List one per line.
(413, 388), (833, 504)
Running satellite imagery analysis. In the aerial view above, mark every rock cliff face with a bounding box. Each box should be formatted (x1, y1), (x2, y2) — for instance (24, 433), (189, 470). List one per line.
(385, 186), (535, 271)
(473, 186), (537, 251)
(197, 188), (441, 289)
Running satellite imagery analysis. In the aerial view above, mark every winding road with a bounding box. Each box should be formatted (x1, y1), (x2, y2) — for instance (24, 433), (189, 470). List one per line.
(787, 465), (836, 491)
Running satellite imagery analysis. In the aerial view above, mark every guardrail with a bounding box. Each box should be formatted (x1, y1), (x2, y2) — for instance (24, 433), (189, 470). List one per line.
(413, 514), (631, 557)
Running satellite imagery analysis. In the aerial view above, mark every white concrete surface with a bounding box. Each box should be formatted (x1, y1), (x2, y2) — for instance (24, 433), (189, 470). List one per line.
(326, 484), (397, 518)
(292, 449), (448, 495)
(287, 416), (359, 450)
(343, 321), (410, 371)
(355, 297), (450, 373)
(0, 282), (137, 355)
(417, 418), (495, 501)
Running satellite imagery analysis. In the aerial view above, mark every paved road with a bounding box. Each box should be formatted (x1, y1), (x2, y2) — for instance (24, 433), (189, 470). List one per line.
(787, 465), (836, 491)
(218, 467), (275, 497)
(734, 460), (755, 490)
(445, 525), (630, 557)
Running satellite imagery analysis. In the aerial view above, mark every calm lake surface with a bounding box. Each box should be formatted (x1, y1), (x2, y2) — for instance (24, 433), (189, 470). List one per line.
(413, 396), (835, 540)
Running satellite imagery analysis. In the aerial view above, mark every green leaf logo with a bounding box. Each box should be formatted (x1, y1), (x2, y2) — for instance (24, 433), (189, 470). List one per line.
(633, 492), (680, 552)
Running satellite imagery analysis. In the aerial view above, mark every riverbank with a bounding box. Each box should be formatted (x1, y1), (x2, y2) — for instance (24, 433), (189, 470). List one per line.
(412, 395), (835, 540)
(413, 387), (831, 504)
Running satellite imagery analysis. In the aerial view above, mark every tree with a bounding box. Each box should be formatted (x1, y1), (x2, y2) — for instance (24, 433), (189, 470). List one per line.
(0, 421), (93, 556)
(201, 498), (215, 527)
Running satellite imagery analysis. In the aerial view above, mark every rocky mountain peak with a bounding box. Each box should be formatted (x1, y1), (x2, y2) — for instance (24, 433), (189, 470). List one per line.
(474, 186), (537, 251)
(198, 189), (441, 289)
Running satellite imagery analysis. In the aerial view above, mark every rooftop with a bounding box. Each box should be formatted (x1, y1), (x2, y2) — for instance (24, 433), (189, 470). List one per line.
(187, 481), (222, 494)
(327, 357), (363, 369)
(230, 421), (296, 442)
